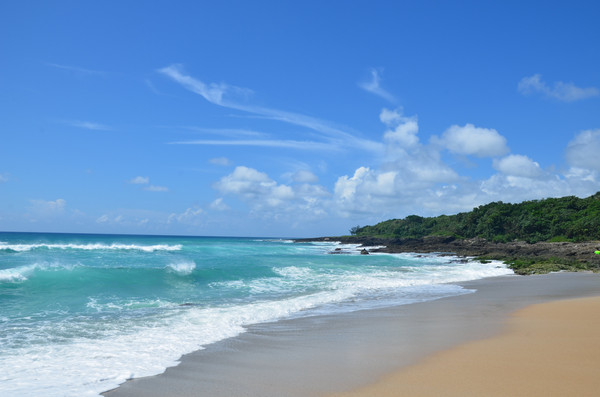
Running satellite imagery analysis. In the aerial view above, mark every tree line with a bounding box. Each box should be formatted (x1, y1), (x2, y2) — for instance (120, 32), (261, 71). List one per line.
(351, 192), (600, 243)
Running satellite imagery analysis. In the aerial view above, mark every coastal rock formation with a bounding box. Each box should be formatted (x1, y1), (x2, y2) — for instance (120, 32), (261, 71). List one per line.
(298, 235), (600, 273)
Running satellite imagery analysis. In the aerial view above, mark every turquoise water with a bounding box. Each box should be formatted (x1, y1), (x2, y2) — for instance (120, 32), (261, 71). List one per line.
(0, 232), (512, 396)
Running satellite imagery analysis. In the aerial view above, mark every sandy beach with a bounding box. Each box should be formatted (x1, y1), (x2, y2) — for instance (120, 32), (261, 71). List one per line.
(104, 272), (600, 397)
(334, 296), (600, 397)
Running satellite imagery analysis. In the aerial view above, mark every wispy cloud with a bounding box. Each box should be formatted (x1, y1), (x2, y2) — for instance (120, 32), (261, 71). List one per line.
(169, 139), (340, 151)
(29, 198), (66, 217)
(518, 74), (599, 102)
(158, 64), (247, 105)
(174, 126), (267, 138)
(129, 176), (149, 184)
(210, 157), (232, 166)
(158, 64), (383, 152)
(67, 120), (112, 131)
(0, 173), (8, 183)
(46, 62), (105, 76)
(168, 207), (204, 225)
(144, 185), (169, 192)
(359, 68), (396, 103)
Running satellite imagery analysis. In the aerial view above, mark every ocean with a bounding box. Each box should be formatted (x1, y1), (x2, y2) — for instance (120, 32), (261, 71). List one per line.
(0, 232), (512, 396)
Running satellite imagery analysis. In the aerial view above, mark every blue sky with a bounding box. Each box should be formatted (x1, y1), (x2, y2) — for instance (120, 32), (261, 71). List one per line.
(1, 1), (599, 237)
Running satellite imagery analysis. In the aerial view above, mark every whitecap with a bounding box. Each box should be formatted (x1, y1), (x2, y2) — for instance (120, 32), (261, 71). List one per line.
(165, 261), (196, 276)
(0, 242), (182, 252)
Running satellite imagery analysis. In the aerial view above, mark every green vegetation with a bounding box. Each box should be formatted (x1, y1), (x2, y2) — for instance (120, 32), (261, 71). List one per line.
(354, 193), (600, 243)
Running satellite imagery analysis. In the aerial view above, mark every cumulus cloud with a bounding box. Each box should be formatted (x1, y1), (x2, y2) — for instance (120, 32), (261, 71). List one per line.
(565, 129), (600, 171)
(493, 154), (542, 178)
(518, 74), (599, 102)
(380, 108), (420, 148)
(359, 68), (396, 103)
(433, 124), (509, 157)
(214, 166), (328, 217)
(215, 166), (294, 207)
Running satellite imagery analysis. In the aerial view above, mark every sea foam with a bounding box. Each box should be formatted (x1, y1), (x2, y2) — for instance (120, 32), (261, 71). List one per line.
(0, 242), (182, 252)
(166, 261), (196, 275)
(0, 235), (515, 397)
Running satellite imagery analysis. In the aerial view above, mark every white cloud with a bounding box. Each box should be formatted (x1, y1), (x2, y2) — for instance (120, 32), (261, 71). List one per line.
(129, 176), (168, 192)
(209, 198), (230, 211)
(433, 124), (509, 157)
(565, 129), (600, 171)
(29, 199), (66, 217)
(215, 166), (294, 207)
(0, 173), (8, 183)
(205, 111), (600, 228)
(215, 166), (275, 197)
(130, 176), (149, 184)
(214, 166), (329, 217)
(170, 139), (338, 151)
(335, 167), (393, 201)
(168, 207), (204, 225)
(518, 74), (599, 102)
(380, 108), (420, 148)
(159, 64), (383, 153)
(359, 68), (396, 103)
(96, 214), (125, 224)
(158, 64), (238, 105)
(96, 214), (109, 223)
(291, 170), (319, 183)
(180, 127), (267, 138)
(493, 154), (542, 178)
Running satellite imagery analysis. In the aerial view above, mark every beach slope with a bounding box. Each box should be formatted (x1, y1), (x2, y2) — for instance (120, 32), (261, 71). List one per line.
(334, 296), (600, 397)
(104, 273), (600, 397)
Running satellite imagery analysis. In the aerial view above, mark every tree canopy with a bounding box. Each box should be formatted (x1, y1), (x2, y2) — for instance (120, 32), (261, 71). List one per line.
(353, 193), (600, 243)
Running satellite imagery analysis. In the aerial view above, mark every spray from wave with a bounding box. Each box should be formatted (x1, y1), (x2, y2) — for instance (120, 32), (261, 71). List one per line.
(0, 242), (182, 252)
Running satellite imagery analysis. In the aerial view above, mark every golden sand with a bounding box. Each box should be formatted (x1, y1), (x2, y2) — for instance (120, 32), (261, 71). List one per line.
(332, 296), (600, 397)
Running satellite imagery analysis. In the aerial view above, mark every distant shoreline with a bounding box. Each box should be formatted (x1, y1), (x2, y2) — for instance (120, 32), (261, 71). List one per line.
(296, 235), (600, 274)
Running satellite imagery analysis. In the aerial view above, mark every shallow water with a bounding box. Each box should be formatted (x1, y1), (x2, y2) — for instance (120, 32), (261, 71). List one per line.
(0, 232), (512, 397)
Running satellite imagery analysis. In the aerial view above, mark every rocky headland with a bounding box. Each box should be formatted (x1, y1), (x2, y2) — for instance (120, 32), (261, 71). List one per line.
(296, 236), (600, 274)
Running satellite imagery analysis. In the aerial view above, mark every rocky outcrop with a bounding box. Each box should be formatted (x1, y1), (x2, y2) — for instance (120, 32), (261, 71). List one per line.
(297, 235), (600, 268)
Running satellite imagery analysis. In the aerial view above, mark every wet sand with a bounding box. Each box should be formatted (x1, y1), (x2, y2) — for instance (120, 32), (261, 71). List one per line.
(103, 272), (600, 397)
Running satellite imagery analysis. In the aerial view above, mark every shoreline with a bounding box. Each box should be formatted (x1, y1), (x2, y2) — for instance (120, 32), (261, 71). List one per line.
(297, 235), (600, 262)
(103, 272), (600, 397)
(333, 295), (600, 396)
(297, 236), (600, 274)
